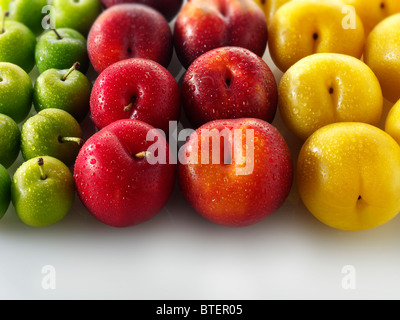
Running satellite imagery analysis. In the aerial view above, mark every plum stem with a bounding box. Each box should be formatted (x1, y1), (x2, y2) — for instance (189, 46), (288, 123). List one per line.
(37, 157), (47, 180)
(1, 11), (9, 34)
(124, 102), (133, 112)
(52, 27), (63, 40)
(59, 136), (84, 146)
(62, 62), (80, 81)
(135, 151), (151, 159)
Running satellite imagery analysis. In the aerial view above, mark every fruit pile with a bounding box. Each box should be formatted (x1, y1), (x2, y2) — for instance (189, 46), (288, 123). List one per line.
(1, 0), (400, 232)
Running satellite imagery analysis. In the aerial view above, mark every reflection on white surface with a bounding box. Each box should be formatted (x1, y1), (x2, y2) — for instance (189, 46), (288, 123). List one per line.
(1, 3), (400, 301)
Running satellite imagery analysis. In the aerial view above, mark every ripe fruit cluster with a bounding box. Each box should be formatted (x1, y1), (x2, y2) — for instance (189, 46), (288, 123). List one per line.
(0, 0), (400, 232)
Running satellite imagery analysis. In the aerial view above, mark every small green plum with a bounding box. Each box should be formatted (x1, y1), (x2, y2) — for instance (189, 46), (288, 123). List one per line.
(11, 156), (75, 227)
(33, 62), (92, 123)
(0, 113), (20, 168)
(21, 108), (84, 167)
(0, 163), (11, 220)
(35, 28), (89, 74)
(0, 62), (33, 123)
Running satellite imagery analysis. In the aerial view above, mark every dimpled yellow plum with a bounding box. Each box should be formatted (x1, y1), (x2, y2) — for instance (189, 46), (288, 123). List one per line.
(364, 14), (400, 104)
(385, 99), (400, 145)
(279, 53), (383, 141)
(253, 0), (346, 24)
(342, 0), (400, 35)
(297, 122), (400, 231)
(268, 0), (365, 72)
(253, 0), (291, 24)
(253, 0), (400, 31)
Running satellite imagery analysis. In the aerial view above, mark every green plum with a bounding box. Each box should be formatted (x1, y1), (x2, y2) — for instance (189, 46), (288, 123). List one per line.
(33, 62), (92, 122)
(53, 0), (102, 37)
(0, 13), (36, 73)
(11, 156), (75, 227)
(0, 113), (20, 168)
(35, 28), (89, 74)
(0, 163), (11, 220)
(0, 62), (33, 123)
(21, 108), (84, 166)
(8, 0), (47, 35)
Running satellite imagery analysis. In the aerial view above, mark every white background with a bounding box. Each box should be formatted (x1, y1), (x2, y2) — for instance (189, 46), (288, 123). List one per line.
(1, 1), (399, 300)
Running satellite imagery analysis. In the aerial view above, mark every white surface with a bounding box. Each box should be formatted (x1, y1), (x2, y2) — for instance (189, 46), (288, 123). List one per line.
(1, 8), (400, 301)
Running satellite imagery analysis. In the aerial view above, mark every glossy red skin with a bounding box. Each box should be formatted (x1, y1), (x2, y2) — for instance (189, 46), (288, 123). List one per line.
(90, 58), (181, 133)
(100, 0), (184, 21)
(173, 0), (268, 69)
(178, 118), (293, 227)
(87, 3), (173, 74)
(182, 46), (278, 128)
(74, 119), (176, 228)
